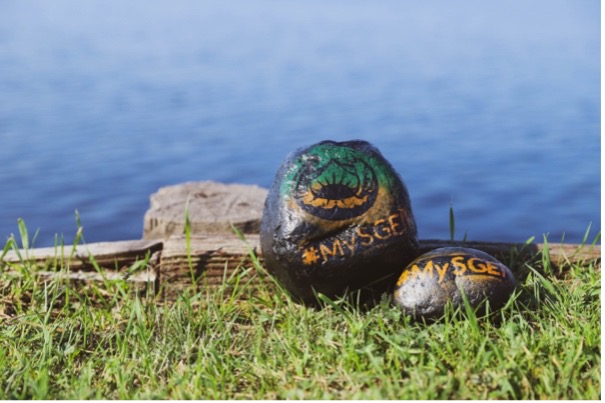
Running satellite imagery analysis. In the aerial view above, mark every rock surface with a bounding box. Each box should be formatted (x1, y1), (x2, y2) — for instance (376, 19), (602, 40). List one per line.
(143, 181), (268, 239)
(260, 140), (418, 305)
(393, 247), (517, 319)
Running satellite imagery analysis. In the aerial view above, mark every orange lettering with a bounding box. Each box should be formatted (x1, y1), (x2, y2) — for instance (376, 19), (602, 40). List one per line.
(409, 264), (423, 280)
(302, 246), (321, 265)
(468, 258), (490, 274)
(451, 256), (467, 276)
(319, 240), (344, 261)
(388, 212), (403, 235)
(374, 219), (392, 240)
(396, 264), (422, 286)
(341, 232), (357, 254)
(422, 260), (434, 277)
(396, 268), (410, 286)
(396, 271), (408, 286)
(435, 261), (449, 283)
(485, 261), (505, 278)
(356, 227), (374, 246)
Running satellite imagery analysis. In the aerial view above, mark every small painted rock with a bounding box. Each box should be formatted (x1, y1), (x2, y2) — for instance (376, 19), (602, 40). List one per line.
(393, 247), (517, 319)
(260, 139), (418, 305)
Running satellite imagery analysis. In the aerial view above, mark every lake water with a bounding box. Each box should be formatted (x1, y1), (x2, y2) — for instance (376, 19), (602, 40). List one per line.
(0, 0), (600, 247)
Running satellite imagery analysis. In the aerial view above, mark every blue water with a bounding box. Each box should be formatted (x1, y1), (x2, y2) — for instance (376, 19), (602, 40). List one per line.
(0, 0), (600, 247)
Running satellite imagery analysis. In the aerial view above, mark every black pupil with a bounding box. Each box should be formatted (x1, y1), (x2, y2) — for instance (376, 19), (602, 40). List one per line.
(312, 183), (357, 199)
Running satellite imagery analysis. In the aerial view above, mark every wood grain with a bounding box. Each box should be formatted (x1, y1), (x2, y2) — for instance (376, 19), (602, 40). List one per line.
(143, 181), (267, 239)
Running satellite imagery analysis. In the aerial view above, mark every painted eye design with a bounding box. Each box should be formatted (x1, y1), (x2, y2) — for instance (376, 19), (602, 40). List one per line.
(294, 157), (378, 221)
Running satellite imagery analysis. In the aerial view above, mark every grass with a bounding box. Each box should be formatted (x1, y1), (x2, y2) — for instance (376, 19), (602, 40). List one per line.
(0, 222), (600, 399)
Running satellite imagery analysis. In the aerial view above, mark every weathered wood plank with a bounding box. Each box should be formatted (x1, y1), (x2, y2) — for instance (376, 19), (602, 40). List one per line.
(1, 240), (163, 295)
(159, 234), (262, 298)
(1, 239), (163, 275)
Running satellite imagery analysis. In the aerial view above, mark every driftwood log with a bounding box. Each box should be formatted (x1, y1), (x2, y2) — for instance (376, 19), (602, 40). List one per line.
(1, 182), (601, 300)
(143, 181), (267, 239)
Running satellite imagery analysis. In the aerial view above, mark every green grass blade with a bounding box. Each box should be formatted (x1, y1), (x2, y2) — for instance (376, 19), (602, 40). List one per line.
(17, 218), (29, 250)
(1, 237), (14, 261)
(580, 222), (592, 245)
(590, 230), (600, 246)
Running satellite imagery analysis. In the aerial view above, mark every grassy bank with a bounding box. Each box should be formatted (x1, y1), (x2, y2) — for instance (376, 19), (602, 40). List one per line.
(0, 226), (600, 399)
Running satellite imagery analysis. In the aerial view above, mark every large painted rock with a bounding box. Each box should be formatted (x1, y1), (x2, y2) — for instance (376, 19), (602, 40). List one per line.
(393, 247), (517, 319)
(260, 140), (418, 305)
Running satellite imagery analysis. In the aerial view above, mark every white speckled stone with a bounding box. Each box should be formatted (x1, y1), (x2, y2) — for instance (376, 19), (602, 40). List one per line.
(393, 247), (517, 319)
